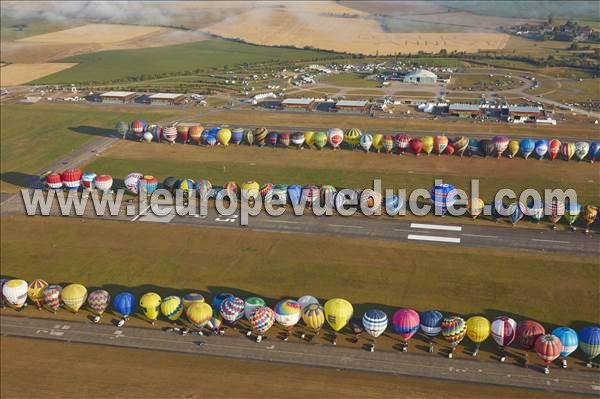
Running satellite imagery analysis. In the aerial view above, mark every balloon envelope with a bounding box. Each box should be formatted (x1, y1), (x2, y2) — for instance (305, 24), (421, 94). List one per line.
(114, 292), (136, 318)
(27, 279), (48, 308)
(274, 299), (301, 328)
(250, 306), (275, 335)
(160, 296), (183, 321)
(441, 316), (467, 344)
(466, 316), (490, 344)
(88, 289), (110, 316)
(516, 320), (545, 350)
(362, 309), (388, 338)
(61, 283), (88, 313)
(324, 298), (353, 332)
(392, 308), (420, 341)
(244, 297), (266, 320)
(552, 327), (578, 358)
(139, 292), (162, 321)
(491, 316), (517, 347)
(420, 310), (443, 337)
(297, 295), (319, 311)
(579, 326), (600, 360)
(535, 334), (562, 364)
(2, 279), (28, 309)
(302, 303), (325, 331)
(520, 139), (535, 159)
(186, 302), (213, 328)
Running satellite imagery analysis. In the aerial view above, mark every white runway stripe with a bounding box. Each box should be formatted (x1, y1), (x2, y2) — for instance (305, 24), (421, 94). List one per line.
(408, 234), (461, 243)
(462, 233), (497, 239)
(531, 239), (570, 244)
(410, 223), (462, 232)
(329, 224), (363, 229)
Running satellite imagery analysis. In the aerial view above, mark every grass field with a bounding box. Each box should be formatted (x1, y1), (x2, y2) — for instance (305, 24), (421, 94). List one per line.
(31, 40), (341, 85)
(545, 79), (600, 103)
(448, 74), (522, 91)
(320, 72), (380, 88)
(1, 337), (575, 399)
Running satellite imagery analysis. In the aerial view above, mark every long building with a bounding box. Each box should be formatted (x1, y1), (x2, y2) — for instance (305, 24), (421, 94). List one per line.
(448, 103), (482, 118)
(99, 91), (137, 104)
(281, 98), (316, 111)
(334, 100), (370, 113)
(147, 93), (186, 105)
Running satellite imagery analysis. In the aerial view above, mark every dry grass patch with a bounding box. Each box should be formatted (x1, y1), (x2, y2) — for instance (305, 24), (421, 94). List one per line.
(0, 63), (77, 85)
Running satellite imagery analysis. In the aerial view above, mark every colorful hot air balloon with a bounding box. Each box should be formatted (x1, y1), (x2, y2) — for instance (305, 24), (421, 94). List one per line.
(396, 134), (412, 154)
(113, 292), (136, 323)
(468, 139), (480, 157)
(138, 175), (158, 195)
(372, 134), (383, 153)
(327, 128), (344, 149)
(272, 184), (288, 205)
(590, 142), (599, 163)
(359, 189), (383, 214)
(302, 185), (320, 208)
(579, 326), (600, 367)
(313, 131), (327, 150)
(140, 292), (162, 324)
(552, 327), (578, 368)
(42, 285), (62, 313)
(574, 142), (589, 161)
(392, 308), (420, 352)
(466, 316), (490, 356)
(253, 127), (268, 147)
(116, 121), (129, 138)
(220, 296), (245, 325)
(231, 127), (244, 145)
(362, 309), (388, 351)
(0, 278), (7, 308)
(240, 181), (260, 204)
(302, 303), (325, 339)
(297, 295), (319, 311)
(560, 142), (575, 161)
(176, 125), (190, 144)
(382, 135), (394, 154)
(581, 205), (598, 233)
(61, 283), (87, 313)
(548, 139), (561, 160)
(534, 139), (548, 160)
(445, 142), (455, 156)
(291, 132), (305, 149)
(564, 202), (582, 230)
(259, 183), (273, 203)
(508, 201), (525, 225)
(421, 136), (433, 156)
(467, 197), (485, 220)
(45, 172), (62, 190)
(182, 293), (205, 309)
(249, 306), (275, 342)
(244, 297), (266, 320)
(385, 195), (404, 216)
(267, 132), (279, 147)
(27, 279), (48, 309)
(535, 334), (563, 374)
(162, 125), (177, 144)
(434, 135), (448, 155)
(480, 139), (495, 157)
(344, 128), (362, 147)
(320, 185), (337, 209)
(274, 299), (301, 340)
(453, 136), (469, 157)
(304, 131), (315, 148)
(491, 316), (517, 362)
(526, 199), (544, 223)
(545, 200), (565, 229)
(217, 128), (232, 146)
(160, 296), (183, 321)
(431, 184), (457, 216)
(186, 302), (213, 329)
(94, 175), (113, 193)
(61, 168), (82, 190)
(441, 316), (467, 358)
(244, 129), (254, 146)
(490, 199), (507, 221)
(324, 298), (353, 344)
(520, 139), (535, 159)
(88, 289), (110, 321)
(359, 133), (373, 152)
(195, 179), (212, 200)
(189, 125), (203, 144)
(287, 184), (302, 207)
(130, 120), (146, 139)
(493, 135), (509, 158)
(212, 292), (234, 312)
(81, 172), (96, 192)
(507, 140), (520, 159)
(2, 279), (27, 310)
(410, 138), (423, 156)
(516, 320), (545, 351)
(124, 172), (143, 195)
(149, 124), (163, 143)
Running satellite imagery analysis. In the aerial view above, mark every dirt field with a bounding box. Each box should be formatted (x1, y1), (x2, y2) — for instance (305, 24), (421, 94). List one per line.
(1, 337), (575, 399)
(0, 62), (76, 86)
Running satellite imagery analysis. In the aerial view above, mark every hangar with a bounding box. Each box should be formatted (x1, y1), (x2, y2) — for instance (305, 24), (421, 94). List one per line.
(403, 69), (438, 84)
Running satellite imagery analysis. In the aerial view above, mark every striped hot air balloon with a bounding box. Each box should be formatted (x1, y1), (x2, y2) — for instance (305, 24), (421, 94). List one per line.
(574, 142), (589, 161)
(548, 139), (561, 160)
(552, 327), (578, 368)
(182, 293), (205, 309)
(359, 133), (372, 152)
(362, 309), (388, 351)
(545, 200), (565, 229)
(259, 183), (273, 203)
(160, 296), (183, 321)
(266, 132), (279, 147)
(434, 135), (448, 155)
(382, 135), (394, 154)
(244, 297), (266, 320)
(535, 334), (563, 374)
(493, 135), (509, 158)
(431, 184), (457, 216)
(61, 169), (82, 190)
(441, 316), (467, 358)
(535, 139), (548, 160)
(491, 316), (516, 362)
(392, 308), (420, 351)
(196, 179), (212, 199)
(516, 320), (545, 350)
(253, 127), (268, 147)
(43, 285), (62, 313)
(231, 128), (244, 145)
(249, 306), (275, 340)
(302, 185), (319, 208)
(130, 120), (146, 139)
(162, 125), (177, 144)
(278, 132), (290, 148)
(320, 185), (337, 209)
(468, 139), (480, 157)
(396, 134), (411, 154)
(344, 128), (362, 147)
(124, 172), (144, 195)
(560, 142), (576, 161)
(220, 296), (245, 324)
(453, 136), (469, 157)
(579, 326), (600, 367)
(61, 283), (88, 313)
(149, 124), (162, 143)
(138, 175), (158, 195)
(27, 279), (48, 309)
(274, 299), (302, 340)
(302, 303), (325, 337)
(46, 172), (62, 190)
(291, 132), (305, 149)
(244, 129), (254, 146)
(313, 131), (327, 150)
(88, 289), (111, 320)
(189, 125), (203, 144)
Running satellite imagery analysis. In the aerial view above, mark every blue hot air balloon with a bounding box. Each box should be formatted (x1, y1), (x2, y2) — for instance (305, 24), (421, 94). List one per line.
(508, 202), (525, 225)
(420, 310), (443, 352)
(467, 139), (480, 157)
(231, 128), (244, 145)
(520, 139), (535, 159)
(552, 327), (578, 368)
(579, 326), (600, 367)
(590, 142), (599, 163)
(287, 184), (302, 207)
(526, 199), (544, 223)
(212, 292), (234, 313)
(114, 292), (136, 324)
(491, 200), (506, 221)
(385, 195), (404, 216)
(431, 184), (457, 216)
(535, 139), (548, 160)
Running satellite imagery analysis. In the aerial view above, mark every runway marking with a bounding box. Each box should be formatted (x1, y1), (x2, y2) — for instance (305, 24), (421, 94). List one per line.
(329, 224), (363, 229)
(408, 234), (461, 244)
(410, 223), (462, 232)
(531, 239), (570, 244)
(462, 233), (497, 239)
(393, 228), (412, 232)
(592, 385), (600, 391)
(265, 220), (300, 224)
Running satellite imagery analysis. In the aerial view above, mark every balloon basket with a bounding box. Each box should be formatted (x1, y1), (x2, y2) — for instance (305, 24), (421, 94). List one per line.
(544, 367), (550, 375)
(448, 352), (453, 359)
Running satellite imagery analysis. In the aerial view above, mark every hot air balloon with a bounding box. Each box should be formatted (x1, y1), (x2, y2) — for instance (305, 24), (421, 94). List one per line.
(493, 135), (509, 158)
(344, 128), (362, 147)
(240, 181), (260, 205)
(560, 142), (575, 161)
(359, 133), (373, 152)
(186, 302), (213, 329)
(130, 120), (146, 139)
(291, 132), (305, 149)
(253, 127), (268, 147)
(116, 121), (129, 138)
(468, 139), (480, 157)
(392, 308), (420, 352)
(526, 199), (544, 223)
(124, 172), (144, 195)
(382, 135), (394, 154)
(431, 184), (457, 216)
(396, 134), (412, 154)
(441, 316), (467, 358)
(61, 283), (87, 313)
(302, 303), (325, 341)
(287, 184), (302, 207)
(466, 316), (490, 356)
(259, 183), (273, 203)
(182, 293), (205, 309)
(162, 177), (177, 194)
(520, 139), (535, 159)
(446, 142), (455, 156)
(244, 130), (254, 146)
(452, 136), (468, 157)
(249, 306), (275, 342)
(362, 309), (388, 351)
(266, 132), (279, 147)
(516, 320), (545, 351)
(139, 293), (161, 324)
(508, 201), (525, 225)
(82, 172), (96, 192)
(220, 296), (245, 327)
(193, 179), (211, 200)
(581, 205), (598, 233)
(534, 139), (548, 160)
(274, 299), (301, 341)
(545, 200), (565, 230)
(564, 202), (582, 231)
(320, 185), (337, 209)
(46, 172), (62, 190)
(162, 125), (178, 144)
(217, 128), (232, 146)
(385, 195), (404, 216)
(552, 327), (578, 368)
(535, 334), (562, 374)
(574, 142), (589, 161)
(410, 138), (423, 156)
(189, 125), (203, 144)
(42, 285), (62, 313)
(304, 131), (315, 148)
(244, 297), (266, 320)
(507, 140), (520, 159)
(491, 316), (517, 362)
(434, 135), (448, 155)
(222, 181), (237, 200)
(590, 142), (599, 163)
(212, 292), (234, 313)
(272, 184), (288, 205)
(231, 127), (244, 145)
(467, 197), (485, 220)
(149, 124), (162, 143)
(114, 292), (136, 325)
(88, 289), (110, 322)
(324, 298), (353, 345)
(297, 295), (319, 311)
(160, 296), (183, 321)
(176, 125), (190, 144)
(313, 131), (327, 150)
(359, 189), (383, 214)
(0, 278), (7, 308)
(480, 139), (495, 157)
(548, 139), (561, 160)
(139, 175), (158, 196)
(27, 279), (48, 309)
(302, 184), (320, 208)
(327, 128), (344, 150)
(421, 136), (433, 156)
(349, 316), (364, 342)
(94, 175), (113, 194)
(579, 326), (600, 367)
(490, 199), (507, 221)
(61, 168), (82, 190)
(372, 134), (383, 153)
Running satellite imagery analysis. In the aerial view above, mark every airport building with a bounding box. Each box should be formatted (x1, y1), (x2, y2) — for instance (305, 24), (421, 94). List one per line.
(99, 91), (137, 104)
(147, 93), (186, 105)
(507, 105), (543, 122)
(402, 69), (438, 84)
(334, 99), (370, 113)
(448, 103), (482, 118)
(281, 98), (316, 111)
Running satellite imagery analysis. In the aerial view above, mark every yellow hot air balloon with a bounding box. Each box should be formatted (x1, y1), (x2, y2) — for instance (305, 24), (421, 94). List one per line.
(581, 205), (598, 233)
(324, 298), (353, 334)
(160, 296), (183, 321)
(61, 283), (88, 313)
(240, 181), (260, 204)
(422, 136), (434, 156)
(302, 303), (325, 333)
(372, 134), (383, 153)
(182, 293), (205, 309)
(467, 197), (485, 220)
(140, 292), (162, 323)
(508, 140), (520, 159)
(217, 128), (232, 146)
(466, 316), (490, 356)
(28, 279), (48, 310)
(304, 131), (315, 148)
(186, 302), (213, 328)
(344, 128), (362, 146)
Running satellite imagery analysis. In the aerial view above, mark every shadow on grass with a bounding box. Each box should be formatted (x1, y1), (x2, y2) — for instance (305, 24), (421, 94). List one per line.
(0, 172), (40, 189)
(68, 126), (119, 138)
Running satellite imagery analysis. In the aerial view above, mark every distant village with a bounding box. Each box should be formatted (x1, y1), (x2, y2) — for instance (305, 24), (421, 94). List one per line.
(505, 19), (599, 43)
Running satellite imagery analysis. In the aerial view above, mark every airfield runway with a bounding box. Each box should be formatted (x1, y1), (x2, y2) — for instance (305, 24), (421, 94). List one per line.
(1, 315), (598, 396)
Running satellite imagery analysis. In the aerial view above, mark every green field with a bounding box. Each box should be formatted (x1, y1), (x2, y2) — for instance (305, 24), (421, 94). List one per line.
(31, 40), (342, 85)
(0, 16), (77, 42)
(320, 72), (380, 88)
(436, 1), (600, 21)
(448, 74), (522, 91)
(545, 78), (600, 103)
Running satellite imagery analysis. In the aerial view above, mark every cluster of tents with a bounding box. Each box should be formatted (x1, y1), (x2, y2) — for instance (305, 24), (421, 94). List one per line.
(119, 120), (599, 162)
(2, 278), (599, 374)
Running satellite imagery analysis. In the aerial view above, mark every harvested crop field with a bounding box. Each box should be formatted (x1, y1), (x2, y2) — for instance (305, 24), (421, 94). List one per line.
(0, 63), (76, 86)
(18, 23), (166, 44)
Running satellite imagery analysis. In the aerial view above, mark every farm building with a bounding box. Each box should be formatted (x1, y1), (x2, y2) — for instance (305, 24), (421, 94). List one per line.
(403, 69), (437, 84)
(281, 98), (316, 111)
(99, 91), (137, 104)
(507, 105), (543, 122)
(448, 103), (482, 118)
(334, 100), (370, 113)
(148, 93), (186, 105)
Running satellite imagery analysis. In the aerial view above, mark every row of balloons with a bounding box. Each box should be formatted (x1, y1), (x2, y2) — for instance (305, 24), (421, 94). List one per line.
(120, 120), (600, 162)
(2, 278), (599, 374)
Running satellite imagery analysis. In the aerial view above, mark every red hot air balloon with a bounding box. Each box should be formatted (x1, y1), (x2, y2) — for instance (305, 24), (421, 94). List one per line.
(535, 334), (563, 374)
(410, 138), (423, 156)
(516, 320), (545, 350)
(94, 175), (113, 193)
(434, 135), (448, 155)
(548, 139), (561, 160)
(446, 142), (455, 156)
(61, 169), (82, 190)
(396, 134), (411, 154)
(46, 172), (63, 190)
(130, 120), (145, 139)
(177, 125), (190, 144)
